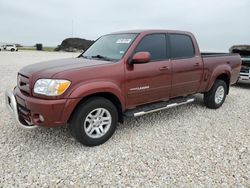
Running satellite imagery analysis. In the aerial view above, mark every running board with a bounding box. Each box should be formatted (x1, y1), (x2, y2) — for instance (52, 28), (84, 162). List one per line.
(124, 97), (195, 117)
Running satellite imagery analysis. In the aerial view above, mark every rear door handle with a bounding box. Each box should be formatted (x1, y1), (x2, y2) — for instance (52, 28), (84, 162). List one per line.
(159, 66), (169, 71)
(194, 62), (200, 66)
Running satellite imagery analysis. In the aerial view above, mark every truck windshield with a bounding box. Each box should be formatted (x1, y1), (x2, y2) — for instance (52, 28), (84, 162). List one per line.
(81, 34), (138, 61)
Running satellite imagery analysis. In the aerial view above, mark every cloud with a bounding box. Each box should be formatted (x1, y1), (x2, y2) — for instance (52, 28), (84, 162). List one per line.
(0, 0), (249, 51)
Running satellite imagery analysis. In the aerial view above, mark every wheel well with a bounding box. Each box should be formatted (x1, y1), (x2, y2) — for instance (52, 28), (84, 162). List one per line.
(70, 92), (123, 123)
(216, 74), (230, 94)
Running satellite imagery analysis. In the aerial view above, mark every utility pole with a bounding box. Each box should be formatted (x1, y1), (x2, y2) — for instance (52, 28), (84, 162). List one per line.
(71, 19), (74, 57)
(71, 19), (74, 38)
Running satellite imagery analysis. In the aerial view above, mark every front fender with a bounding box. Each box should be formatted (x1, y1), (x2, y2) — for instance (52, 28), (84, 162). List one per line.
(69, 81), (125, 110)
(60, 81), (125, 124)
(206, 64), (231, 92)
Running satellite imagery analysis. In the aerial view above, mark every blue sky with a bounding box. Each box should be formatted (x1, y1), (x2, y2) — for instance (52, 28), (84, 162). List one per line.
(0, 0), (249, 51)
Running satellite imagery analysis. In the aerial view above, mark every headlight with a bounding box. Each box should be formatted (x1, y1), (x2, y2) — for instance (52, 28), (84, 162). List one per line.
(33, 79), (71, 96)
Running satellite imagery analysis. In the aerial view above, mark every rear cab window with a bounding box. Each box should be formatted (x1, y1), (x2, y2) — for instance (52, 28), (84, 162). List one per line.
(134, 34), (168, 61)
(169, 34), (195, 59)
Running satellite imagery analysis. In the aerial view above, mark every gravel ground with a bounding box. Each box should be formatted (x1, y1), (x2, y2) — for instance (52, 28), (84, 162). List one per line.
(0, 51), (249, 187)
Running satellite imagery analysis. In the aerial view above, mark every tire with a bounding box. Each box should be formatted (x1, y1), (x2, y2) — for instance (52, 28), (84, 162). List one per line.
(69, 97), (118, 146)
(204, 79), (227, 109)
(16, 49), (18, 51)
(11, 48), (15, 52)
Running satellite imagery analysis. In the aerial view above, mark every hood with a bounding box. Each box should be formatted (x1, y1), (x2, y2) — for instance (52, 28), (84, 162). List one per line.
(19, 57), (112, 78)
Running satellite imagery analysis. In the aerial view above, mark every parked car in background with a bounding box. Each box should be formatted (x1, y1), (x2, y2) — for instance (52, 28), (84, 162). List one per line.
(239, 57), (250, 82)
(230, 45), (250, 83)
(5, 30), (241, 146)
(3, 44), (18, 52)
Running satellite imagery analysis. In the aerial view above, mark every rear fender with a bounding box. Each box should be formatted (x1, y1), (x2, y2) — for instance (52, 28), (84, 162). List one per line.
(206, 64), (231, 92)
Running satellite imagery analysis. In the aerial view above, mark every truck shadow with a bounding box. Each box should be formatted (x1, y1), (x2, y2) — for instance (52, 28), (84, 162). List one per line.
(233, 82), (250, 89)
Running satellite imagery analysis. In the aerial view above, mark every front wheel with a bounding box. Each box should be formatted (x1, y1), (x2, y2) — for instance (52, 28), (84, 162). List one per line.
(69, 97), (118, 146)
(204, 79), (227, 109)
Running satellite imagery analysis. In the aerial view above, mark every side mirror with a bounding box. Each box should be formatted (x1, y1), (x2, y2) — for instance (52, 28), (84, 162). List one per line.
(131, 52), (151, 64)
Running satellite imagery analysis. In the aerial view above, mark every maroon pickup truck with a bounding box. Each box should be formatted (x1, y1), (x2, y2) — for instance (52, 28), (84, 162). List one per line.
(5, 30), (241, 146)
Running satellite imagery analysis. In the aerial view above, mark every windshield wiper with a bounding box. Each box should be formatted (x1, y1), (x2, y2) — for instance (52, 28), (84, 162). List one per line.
(80, 55), (90, 59)
(91, 54), (114, 61)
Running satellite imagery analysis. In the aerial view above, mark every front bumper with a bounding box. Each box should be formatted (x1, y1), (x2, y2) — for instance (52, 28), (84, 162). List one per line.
(239, 70), (250, 82)
(5, 90), (37, 129)
(5, 87), (75, 128)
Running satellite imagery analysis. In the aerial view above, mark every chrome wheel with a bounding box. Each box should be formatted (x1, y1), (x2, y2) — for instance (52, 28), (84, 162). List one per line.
(214, 86), (225, 104)
(84, 108), (112, 139)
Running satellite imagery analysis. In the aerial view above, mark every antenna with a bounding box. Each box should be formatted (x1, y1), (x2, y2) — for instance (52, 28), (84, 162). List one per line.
(71, 19), (74, 38)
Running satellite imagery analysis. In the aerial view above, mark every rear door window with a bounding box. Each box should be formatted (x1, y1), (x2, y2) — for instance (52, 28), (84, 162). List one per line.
(169, 34), (195, 59)
(134, 34), (168, 61)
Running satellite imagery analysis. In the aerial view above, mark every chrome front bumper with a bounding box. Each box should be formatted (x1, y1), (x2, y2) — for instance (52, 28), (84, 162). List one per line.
(5, 89), (37, 129)
(239, 71), (250, 82)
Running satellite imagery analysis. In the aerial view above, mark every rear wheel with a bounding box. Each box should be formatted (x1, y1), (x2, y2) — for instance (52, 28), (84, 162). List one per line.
(204, 79), (227, 109)
(11, 48), (15, 52)
(69, 97), (118, 146)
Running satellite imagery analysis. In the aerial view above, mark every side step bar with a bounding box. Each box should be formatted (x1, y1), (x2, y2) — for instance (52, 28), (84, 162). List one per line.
(124, 97), (195, 117)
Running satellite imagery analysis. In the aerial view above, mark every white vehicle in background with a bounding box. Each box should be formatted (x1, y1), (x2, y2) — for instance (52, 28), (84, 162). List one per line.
(3, 44), (18, 52)
(0, 45), (3, 51)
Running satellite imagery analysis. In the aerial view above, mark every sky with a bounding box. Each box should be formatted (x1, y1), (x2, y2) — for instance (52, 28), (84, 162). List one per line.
(0, 0), (249, 51)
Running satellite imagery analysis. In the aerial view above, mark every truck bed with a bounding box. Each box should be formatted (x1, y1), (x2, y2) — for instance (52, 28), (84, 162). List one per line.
(200, 52), (241, 89)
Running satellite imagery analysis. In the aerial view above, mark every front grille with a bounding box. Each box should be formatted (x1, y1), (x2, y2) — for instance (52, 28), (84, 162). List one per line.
(242, 60), (250, 64)
(241, 67), (250, 73)
(17, 104), (31, 122)
(18, 74), (31, 96)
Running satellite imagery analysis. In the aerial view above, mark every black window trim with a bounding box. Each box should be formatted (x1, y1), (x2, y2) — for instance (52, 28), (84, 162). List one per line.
(168, 33), (196, 60)
(132, 33), (170, 62)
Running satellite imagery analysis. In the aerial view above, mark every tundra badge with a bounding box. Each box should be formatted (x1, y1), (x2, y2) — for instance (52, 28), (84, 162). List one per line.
(129, 86), (149, 91)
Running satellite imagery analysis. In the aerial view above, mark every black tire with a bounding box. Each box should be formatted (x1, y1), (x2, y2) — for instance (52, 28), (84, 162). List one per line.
(16, 49), (18, 51)
(204, 79), (227, 109)
(11, 48), (15, 52)
(69, 97), (118, 146)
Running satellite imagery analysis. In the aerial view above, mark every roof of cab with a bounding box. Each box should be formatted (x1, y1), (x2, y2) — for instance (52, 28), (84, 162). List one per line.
(110, 29), (193, 35)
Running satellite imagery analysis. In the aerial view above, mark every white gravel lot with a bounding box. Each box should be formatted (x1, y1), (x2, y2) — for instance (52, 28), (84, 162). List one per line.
(0, 51), (249, 187)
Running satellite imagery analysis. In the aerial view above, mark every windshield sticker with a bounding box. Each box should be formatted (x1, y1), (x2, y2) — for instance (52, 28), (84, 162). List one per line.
(116, 39), (132, 44)
(119, 51), (125, 54)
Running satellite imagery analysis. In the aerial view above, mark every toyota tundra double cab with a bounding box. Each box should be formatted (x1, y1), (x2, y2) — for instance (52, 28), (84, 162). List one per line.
(5, 30), (241, 146)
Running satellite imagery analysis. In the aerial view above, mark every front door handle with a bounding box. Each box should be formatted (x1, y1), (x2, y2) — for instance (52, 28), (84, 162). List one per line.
(159, 66), (169, 71)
